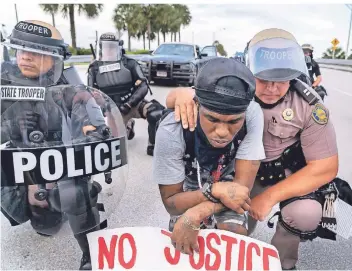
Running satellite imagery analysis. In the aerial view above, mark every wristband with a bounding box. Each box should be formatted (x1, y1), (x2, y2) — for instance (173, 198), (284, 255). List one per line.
(201, 182), (220, 203)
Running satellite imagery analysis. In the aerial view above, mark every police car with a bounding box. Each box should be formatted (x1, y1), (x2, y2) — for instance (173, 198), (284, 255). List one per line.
(138, 42), (217, 86)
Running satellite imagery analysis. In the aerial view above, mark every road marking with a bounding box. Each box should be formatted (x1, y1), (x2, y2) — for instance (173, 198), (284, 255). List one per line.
(333, 88), (352, 97)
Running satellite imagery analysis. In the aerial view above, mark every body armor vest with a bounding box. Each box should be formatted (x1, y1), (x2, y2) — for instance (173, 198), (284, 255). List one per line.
(92, 59), (133, 97)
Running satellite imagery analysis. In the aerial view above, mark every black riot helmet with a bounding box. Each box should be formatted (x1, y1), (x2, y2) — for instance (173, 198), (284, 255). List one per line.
(1, 20), (71, 87)
(98, 32), (124, 61)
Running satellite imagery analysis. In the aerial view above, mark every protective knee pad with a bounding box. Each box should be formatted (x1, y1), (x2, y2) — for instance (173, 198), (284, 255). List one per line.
(268, 194), (321, 241)
(29, 205), (65, 236)
(146, 99), (165, 124)
(145, 100), (165, 144)
(48, 179), (102, 215)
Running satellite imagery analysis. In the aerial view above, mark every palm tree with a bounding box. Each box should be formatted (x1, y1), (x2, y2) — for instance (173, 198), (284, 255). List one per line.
(172, 5), (191, 42)
(322, 47), (345, 59)
(113, 4), (140, 51)
(39, 4), (59, 27)
(154, 4), (173, 43)
(151, 4), (165, 46)
(59, 4), (103, 49)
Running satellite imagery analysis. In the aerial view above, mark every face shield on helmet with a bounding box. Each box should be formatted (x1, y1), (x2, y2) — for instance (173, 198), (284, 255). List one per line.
(1, 41), (64, 87)
(248, 37), (310, 82)
(99, 40), (122, 62)
(1, 85), (128, 235)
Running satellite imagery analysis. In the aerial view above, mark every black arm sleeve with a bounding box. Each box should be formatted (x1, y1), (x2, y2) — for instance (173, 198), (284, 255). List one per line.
(125, 58), (149, 107)
(312, 60), (321, 77)
(128, 81), (148, 107)
(87, 64), (96, 88)
(126, 58), (147, 82)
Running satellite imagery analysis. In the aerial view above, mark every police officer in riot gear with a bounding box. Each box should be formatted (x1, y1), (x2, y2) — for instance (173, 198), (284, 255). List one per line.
(87, 32), (165, 156)
(1, 20), (127, 270)
(301, 43), (327, 100)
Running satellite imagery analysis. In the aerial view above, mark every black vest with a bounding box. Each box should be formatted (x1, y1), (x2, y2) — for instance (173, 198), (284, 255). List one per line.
(89, 59), (133, 97)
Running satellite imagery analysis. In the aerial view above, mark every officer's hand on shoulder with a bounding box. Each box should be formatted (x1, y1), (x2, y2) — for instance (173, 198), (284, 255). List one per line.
(168, 87), (197, 131)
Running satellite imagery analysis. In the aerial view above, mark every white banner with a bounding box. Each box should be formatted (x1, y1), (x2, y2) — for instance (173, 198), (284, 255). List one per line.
(87, 227), (282, 271)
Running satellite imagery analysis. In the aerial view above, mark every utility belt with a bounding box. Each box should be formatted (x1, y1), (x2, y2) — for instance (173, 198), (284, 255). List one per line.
(108, 91), (133, 106)
(257, 141), (306, 187)
(100, 84), (134, 101)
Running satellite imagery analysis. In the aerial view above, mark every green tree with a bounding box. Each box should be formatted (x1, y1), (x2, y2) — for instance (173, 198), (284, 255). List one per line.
(39, 4), (59, 27)
(213, 40), (227, 56)
(42, 4), (103, 49)
(172, 4), (191, 42)
(113, 4), (140, 51)
(322, 46), (346, 59)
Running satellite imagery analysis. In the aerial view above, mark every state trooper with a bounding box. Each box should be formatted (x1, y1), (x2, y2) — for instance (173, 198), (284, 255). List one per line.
(164, 28), (352, 270)
(1, 20), (128, 270)
(87, 32), (165, 156)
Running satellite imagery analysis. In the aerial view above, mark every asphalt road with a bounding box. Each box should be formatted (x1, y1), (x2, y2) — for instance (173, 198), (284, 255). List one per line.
(1, 66), (351, 270)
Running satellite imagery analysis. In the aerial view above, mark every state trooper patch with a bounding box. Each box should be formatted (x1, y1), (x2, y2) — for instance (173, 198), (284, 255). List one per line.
(312, 103), (328, 125)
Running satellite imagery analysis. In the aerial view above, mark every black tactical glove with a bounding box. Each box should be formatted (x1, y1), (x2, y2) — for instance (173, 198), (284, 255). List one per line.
(119, 103), (132, 115)
(11, 110), (39, 136)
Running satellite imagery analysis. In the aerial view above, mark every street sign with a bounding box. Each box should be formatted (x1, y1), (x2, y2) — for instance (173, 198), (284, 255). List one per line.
(331, 38), (340, 47)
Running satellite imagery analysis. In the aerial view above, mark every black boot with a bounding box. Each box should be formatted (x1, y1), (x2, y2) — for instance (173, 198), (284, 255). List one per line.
(75, 232), (92, 270)
(127, 119), (135, 140)
(79, 253), (91, 270)
(147, 145), (154, 156)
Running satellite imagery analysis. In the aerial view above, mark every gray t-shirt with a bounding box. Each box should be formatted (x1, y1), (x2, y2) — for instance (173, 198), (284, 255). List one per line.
(153, 101), (266, 185)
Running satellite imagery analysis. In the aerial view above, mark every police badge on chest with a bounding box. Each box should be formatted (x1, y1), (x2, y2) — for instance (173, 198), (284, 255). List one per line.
(99, 63), (121, 74)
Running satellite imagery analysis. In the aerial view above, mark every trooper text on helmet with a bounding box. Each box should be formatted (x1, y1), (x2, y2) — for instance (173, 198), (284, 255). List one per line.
(1, 20), (71, 88)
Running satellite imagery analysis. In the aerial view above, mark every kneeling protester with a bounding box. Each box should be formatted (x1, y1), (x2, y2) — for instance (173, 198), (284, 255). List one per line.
(153, 57), (266, 255)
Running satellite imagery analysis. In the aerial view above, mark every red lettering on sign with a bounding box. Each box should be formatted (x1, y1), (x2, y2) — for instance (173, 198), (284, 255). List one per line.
(221, 234), (238, 270)
(246, 242), (261, 271)
(161, 230), (181, 265)
(238, 240), (246, 271)
(118, 233), (137, 269)
(189, 236), (205, 270)
(205, 233), (221, 270)
(262, 247), (279, 271)
(98, 235), (118, 269)
(161, 229), (171, 237)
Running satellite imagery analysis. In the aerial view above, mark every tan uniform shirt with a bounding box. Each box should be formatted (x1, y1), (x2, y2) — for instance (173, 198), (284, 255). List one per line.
(262, 89), (338, 162)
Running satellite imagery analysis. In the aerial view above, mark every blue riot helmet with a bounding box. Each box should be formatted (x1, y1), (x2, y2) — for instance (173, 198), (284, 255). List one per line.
(247, 28), (310, 82)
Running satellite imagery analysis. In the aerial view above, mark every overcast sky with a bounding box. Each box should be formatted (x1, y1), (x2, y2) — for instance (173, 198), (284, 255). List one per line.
(1, 3), (351, 57)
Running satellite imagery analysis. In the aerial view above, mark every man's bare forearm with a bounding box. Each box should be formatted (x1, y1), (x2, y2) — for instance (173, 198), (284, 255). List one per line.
(265, 155), (338, 204)
(162, 189), (209, 216)
(233, 159), (261, 191)
(185, 201), (227, 224)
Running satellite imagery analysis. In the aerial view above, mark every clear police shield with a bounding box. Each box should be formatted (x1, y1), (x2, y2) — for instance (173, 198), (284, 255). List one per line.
(100, 40), (122, 62)
(0, 84), (128, 236)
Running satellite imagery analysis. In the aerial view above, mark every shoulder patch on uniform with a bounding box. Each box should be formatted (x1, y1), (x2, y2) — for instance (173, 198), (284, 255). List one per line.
(312, 103), (328, 125)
